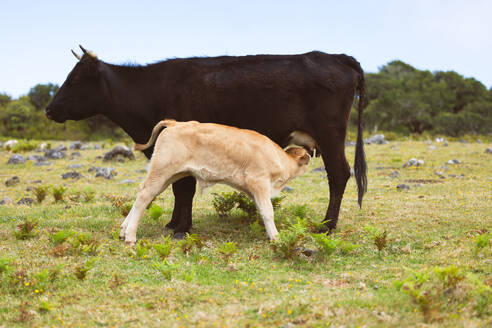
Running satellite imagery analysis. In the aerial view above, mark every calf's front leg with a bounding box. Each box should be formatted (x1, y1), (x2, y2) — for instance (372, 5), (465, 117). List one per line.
(252, 190), (279, 240)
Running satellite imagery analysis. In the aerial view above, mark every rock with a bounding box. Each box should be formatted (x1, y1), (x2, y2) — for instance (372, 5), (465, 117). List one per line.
(62, 171), (82, 180)
(95, 167), (117, 179)
(120, 179), (136, 184)
(446, 159), (461, 165)
(103, 146), (135, 162)
(0, 197), (13, 205)
(70, 152), (82, 158)
(5, 176), (20, 187)
(485, 148), (492, 154)
(426, 140), (432, 145)
(70, 141), (83, 150)
(458, 139), (469, 144)
(33, 180), (42, 183)
(311, 166), (325, 173)
(282, 186), (294, 193)
(94, 144), (102, 149)
(27, 155), (47, 163)
(441, 165), (449, 171)
(397, 184), (410, 191)
(364, 134), (387, 145)
(350, 168), (355, 176)
(389, 171), (399, 178)
(7, 154), (26, 164)
(35, 161), (52, 166)
(26, 186), (32, 192)
(449, 174), (465, 178)
(435, 171), (446, 179)
(54, 145), (67, 151)
(435, 137), (445, 143)
(17, 197), (35, 206)
(4, 139), (18, 150)
(45, 149), (65, 159)
(88, 166), (96, 172)
(403, 158), (424, 168)
(428, 145), (437, 150)
(345, 141), (356, 146)
(81, 145), (90, 150)
(68, 164), (83, 169)
(476, 139), (482, 144)
(443, 142), (448, 147)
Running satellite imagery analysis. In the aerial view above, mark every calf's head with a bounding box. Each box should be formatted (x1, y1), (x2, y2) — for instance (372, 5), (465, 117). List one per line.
(285, 147), (311, 175)
(45, 46), (109, 123)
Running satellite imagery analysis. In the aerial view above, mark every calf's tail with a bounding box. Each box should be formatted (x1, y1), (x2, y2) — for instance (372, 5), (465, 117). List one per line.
(134, 119), (177, 151)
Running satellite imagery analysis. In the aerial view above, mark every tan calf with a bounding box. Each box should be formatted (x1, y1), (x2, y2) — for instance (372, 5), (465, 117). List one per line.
(120, 120), (311, 244)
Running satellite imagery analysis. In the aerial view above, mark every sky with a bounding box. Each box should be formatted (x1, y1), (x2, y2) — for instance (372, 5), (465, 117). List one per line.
(1, 0), (491, 97)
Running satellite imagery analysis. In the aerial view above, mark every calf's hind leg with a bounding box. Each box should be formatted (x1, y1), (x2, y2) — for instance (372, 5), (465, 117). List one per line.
(122, 177), (172, 245)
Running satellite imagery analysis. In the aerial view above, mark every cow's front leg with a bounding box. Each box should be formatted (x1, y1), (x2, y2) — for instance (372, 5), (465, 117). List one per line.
(166, 176), (196, 238)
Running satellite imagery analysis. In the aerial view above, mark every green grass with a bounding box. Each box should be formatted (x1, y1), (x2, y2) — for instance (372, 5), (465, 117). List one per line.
(0, 139), (491, 327)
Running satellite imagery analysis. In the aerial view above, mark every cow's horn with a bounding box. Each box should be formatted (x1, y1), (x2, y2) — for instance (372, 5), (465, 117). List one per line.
(71, 49), (82, 60)
(79, 45), (98, 59)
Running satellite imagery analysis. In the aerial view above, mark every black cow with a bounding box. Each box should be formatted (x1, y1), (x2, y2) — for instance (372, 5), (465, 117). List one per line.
(46, 46), (367, 237)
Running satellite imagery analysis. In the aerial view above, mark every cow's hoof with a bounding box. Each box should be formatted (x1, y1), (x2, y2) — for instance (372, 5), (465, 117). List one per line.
(173, 232), (186, 240)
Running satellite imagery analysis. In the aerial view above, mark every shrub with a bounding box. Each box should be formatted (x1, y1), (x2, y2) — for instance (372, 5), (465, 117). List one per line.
(153, 236), (173, 260)
(148, 203), (164, 220)
(178, 233), (203, 254)
(14, 219), (38, 240)
(474, 232), (490, 254)
(32, 186), (48, 203)
(271, 219), (307, 259)
(51, 186), (66, 203)
(287, 204), (310, 219)
(311, 233), (340, 257)
(218, 242), (238, 262)
(74, 258), (97, 281)
(152, 260), (176, 280)
(11, 140), (39, 153)
(212, 191), (284, 218)
(82, 189), (95, 202)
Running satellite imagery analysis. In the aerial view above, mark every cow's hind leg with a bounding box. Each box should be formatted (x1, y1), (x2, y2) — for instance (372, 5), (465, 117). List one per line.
(123, 178), (172, 245)
(165, 176), (196, 239)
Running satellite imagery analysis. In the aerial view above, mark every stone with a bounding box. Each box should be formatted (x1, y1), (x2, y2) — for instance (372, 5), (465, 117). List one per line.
(311, 166), (325, 173)
(446, 159), (461, 165)
(350, 168), (355, 176)
(36, 142), (49, 152)
(0, 197), (13, 205)
(54, 145), (67, 151)
(389, 171), (399, 178)
(27, 155), (47, 163)
(70, 152), (82, 159)
(428, 145), (437, 150)
(17, 197), (35, 206)
(33, 180), (42, 183)
(35, 161), (52, 166)
(345, 141), (356, 146)
(5, 176), (20, 187)
(403, 158), (424, 168)
(62, 171), (82, 180)
(70, 141), (83, 150)
(435, 171), (446, 179)
(68, 164), (83, 169)
(282, 186), (294, 193)
(94, 144), (102, 149)
(45, 149), (65, 159)
(103, 146), (135, 162)
(7, 154), (26, 165)
(81, 145), (90, 150)
(364, 134), (387, 145)
(120, 179), (136, 184)
(485, 148), (492, 154)
(95, 167), (117, 179)
(397, 184), (410, 191)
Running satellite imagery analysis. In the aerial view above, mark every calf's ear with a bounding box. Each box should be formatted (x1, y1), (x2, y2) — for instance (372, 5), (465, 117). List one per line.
(298, 153), (311, 165)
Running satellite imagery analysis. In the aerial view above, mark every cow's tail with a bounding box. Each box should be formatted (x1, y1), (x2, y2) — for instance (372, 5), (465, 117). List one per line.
(353, 62), (368, 208)
(134, 119), (177, 151)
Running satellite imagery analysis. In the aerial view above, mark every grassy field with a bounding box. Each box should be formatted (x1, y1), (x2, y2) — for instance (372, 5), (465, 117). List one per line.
(0, 138), (491, 327)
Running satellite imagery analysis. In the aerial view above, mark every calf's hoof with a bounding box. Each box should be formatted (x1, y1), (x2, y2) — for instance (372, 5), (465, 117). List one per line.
(125, 240), (136, 246)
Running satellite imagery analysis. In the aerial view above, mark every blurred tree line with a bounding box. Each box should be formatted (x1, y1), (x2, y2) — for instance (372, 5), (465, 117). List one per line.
(0, 83), (124, 140)
(1, 60), (491, 140)
(358, 60), (492, 136)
